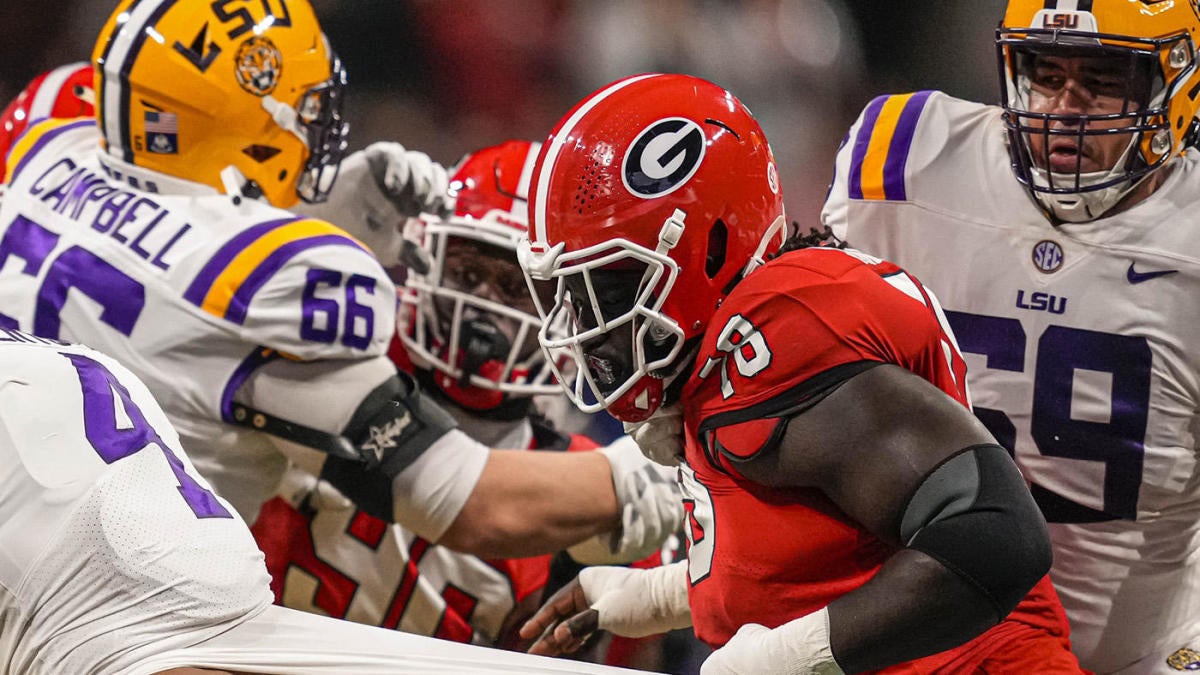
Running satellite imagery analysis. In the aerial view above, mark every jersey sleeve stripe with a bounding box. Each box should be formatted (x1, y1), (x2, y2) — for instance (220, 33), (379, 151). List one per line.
(219, 347), (280, 422)
(847, 95), (888, 200)
(6, 118), (94, 183)
(848, 91), (933, 202)
(223, 232), (370, 324)
(880, 90), (933, 201)
(183, 217), (301, 306)
(185, 218), (372, 324)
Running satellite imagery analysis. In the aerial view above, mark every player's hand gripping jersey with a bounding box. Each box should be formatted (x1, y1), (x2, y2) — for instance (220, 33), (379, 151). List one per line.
(0, 120), (396, 522)
(824, 90), (1200, 672)
(682, 247), (1074, 672)
(0, 329), (272, 675)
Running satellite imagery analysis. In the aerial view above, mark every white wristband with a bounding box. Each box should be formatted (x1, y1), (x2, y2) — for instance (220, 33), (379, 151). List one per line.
(579, 561), (692, 638)
(701, 607), (845, 675)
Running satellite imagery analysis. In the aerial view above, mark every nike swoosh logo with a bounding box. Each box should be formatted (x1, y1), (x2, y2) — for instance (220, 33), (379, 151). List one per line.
(1127, 263), (1179, 284)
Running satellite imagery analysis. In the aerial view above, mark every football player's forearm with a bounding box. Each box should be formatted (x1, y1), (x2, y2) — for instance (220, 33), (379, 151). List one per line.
(438, 450), (619, 558)
(824, 548), (1001, 672)
(827, 445), (1051, 672)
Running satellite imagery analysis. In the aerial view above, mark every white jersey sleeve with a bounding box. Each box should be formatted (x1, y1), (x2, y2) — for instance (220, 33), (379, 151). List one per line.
(0, 331), (272, 675)
(822, 90), (992, 240)
(0, 118), (399, 522)
(179, 212), (397, 361)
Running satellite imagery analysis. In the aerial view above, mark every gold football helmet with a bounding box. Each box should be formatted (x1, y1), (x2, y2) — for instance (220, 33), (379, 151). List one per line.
(93, 0), (348, 207)
(998, 0), (1200, 221)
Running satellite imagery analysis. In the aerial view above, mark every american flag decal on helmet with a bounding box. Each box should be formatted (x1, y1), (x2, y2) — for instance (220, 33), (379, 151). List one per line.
(144, 110), (178, 154)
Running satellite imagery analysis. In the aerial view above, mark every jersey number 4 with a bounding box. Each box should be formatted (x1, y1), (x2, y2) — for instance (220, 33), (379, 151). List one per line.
(66, 353), (231, 519)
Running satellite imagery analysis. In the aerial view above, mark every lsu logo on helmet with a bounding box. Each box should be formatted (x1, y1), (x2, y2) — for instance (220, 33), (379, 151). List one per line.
(234, 36), (283, 97)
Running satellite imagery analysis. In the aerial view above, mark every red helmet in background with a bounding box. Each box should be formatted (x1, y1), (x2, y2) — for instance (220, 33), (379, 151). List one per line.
(0, 62), (94, 182)
(519, 73), (787, 422)
(399, 140), (567, 413)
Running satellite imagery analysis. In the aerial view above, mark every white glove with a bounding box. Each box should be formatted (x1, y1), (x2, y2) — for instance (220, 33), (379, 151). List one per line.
(569, 436), (681, 564)
(701, 608), (845, 675)
(623, 402), (685, 467)
(295, 141), (453, 266)
(581, 561), (692, 637)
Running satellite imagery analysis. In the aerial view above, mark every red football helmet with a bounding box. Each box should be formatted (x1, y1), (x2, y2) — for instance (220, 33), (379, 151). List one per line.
(399, 139), (566, 412)
(519, 74), (787, 422)
(0, 62), (94, 182)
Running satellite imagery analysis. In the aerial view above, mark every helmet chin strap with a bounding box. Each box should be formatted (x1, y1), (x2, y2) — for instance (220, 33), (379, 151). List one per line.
(654, 339), (700, 405)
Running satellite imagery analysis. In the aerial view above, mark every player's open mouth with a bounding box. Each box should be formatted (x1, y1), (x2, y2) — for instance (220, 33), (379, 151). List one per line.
(1047, 139), (1091, 173)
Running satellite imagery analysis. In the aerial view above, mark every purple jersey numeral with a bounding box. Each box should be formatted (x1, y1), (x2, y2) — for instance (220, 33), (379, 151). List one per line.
(35, 246), (146, 338)
(300, 268), (376, 349)
(0, 213), (146, 338)
(0, 214), (60, 329)
(65, 352), (232, 519)
(945, 311), (1150, 522)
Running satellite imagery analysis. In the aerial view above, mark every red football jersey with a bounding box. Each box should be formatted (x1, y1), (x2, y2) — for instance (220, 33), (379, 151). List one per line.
(680, 247), (1074, 671)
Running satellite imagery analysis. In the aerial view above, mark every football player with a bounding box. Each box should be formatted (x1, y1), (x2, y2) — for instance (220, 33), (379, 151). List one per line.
(250, 139), (669, 647)
(515, 74), (1086, 673)
(0, 0), (677, 570)
(822, 1), (1200, 672)
(0, 328), (658, 675)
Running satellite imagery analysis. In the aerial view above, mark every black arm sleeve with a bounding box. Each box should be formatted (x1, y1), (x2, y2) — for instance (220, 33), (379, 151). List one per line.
(899, 443), (1052, 620)
(229, 370), (458, 523)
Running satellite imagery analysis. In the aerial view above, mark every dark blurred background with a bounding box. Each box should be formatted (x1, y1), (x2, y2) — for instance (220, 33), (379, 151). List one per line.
(1, 0), (1007, 229)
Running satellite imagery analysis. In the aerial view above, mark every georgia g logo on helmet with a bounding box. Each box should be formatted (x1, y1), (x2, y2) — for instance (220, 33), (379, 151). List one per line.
(621, 117), (706, 199)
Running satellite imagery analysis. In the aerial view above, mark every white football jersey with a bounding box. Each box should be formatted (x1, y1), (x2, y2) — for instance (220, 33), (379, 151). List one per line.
(0, 331), (272, 675)
(0, 119), (397, 523)
(824, 90), (1200, 673)
(128, 603), (654, 675)
(0, 332), (648, 675)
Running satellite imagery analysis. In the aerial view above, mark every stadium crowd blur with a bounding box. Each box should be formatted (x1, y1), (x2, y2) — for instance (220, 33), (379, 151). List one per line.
(0, 1), (1006, 672)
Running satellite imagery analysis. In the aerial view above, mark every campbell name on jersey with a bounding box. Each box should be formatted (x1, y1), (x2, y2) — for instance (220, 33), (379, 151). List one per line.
(0, 119), (397, 522)
(823, 90), (1200, 671)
